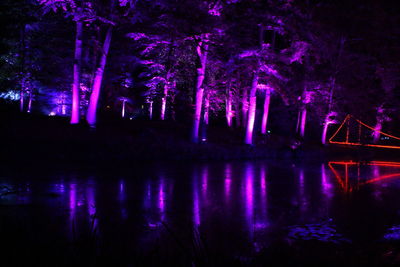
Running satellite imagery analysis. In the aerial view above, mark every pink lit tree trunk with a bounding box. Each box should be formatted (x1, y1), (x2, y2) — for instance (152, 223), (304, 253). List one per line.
(160, 90), (167, 120)
(86, 26), (113, 127)
(149, 101), (153, 120)
(235, 96), (241, 127)
(19, 25), (26, 112)
(71, 20), (83, 124)
(261, 87), (271, 134)
(192, 37), (208, 143)
(322, 38), (345, 144)
(121, 99), (127, 118)
(321, 77), (337, 145)
(20, 92), (24, 112)
(245, 70), (259, 145)
(241, 88), (248, 127)
(299, 106), (307, 138)
(372, 106), (384, 143)
(27, 90), (33, 113)
(297, 90), (311, 138)
(161, 77), (173, 121)
(226, 86), (233, 127)
(201, 91), (210, 141)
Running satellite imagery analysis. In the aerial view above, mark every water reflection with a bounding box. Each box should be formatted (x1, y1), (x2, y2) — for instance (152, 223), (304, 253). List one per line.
(328, 161), (400, 192)
(3, 160), (400, 264)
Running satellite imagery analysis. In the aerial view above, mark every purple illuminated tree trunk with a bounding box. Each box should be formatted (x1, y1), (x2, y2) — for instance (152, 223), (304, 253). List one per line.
(373, 106), (384, 143)
(299, 106), (307, 138)
(192, 37), (208, 143)
(86, 26), (113, 127)
(235, 98), (241, 127)
(201, 91), (210, 141)
(161, 76), (172, 121)
(160, 90), (167, 120)
(121, 99), (127, 118)
(321, 77), (336, 145)
(19, 25), (26, 112)
(226, 86), (233, 127)
(241, 88), (248, 127)
(20, 92), (24, 112)
(71, 20), (83, 124)
(27, 90), (33, 113)
(297, 90), (311, 138)
(261, 88), (271, 134)
(245, 70), (259, 145)
(149, 101), (153, 120)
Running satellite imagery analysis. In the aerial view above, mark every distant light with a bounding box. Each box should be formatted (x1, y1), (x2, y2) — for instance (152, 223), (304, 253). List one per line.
(49, 111), (56, 116)
(267, 130), (271, 134)
(202, 138), (207, 142)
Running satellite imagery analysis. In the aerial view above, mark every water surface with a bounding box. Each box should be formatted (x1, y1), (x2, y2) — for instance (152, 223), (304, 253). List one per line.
(2, 160), (400, 265)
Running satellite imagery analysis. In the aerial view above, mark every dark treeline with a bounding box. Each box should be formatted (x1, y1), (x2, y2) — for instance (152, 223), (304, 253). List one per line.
(2, 0), (400, 146)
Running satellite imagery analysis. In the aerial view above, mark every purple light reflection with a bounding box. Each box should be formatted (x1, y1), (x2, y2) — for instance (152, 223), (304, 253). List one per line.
(86, 181), (97, 229)
(299, 169), (308, 215)
(244, 164), (254, 238)
(321, 164), (333, 199)
(259, 165), (268, 227)
(224, 163), (232, 201)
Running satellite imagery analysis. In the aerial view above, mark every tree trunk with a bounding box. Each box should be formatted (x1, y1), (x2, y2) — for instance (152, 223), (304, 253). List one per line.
(321, 121), (329, 145)
(373, 107), (384, 143)
(261, 88), (271, 134)
(20, 92), (24, 112)
(191, 37), (208, 143)
(19, 25), (26, 112)
(121, 100), (126, 118)
(235, 95), (241, 127)
(201, 91), (210, 142)
(299, 106), (307, 138)
(27, 90), (32, 113)
(149, 101), (153, 120)
(226, 86), (233, 127)
(245, 71), (259, 145)
(161, 77), (172, 121)
(71, 20), (83, 124)
(86, 26), (113, 127)
(241, 88), (248, 127)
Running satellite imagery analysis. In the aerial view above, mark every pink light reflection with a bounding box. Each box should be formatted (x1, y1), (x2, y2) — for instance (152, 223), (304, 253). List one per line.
(224, 163), (232, 201)
(193, 172), (201, 226)
(158, 178), (166, 221)
(244, 164), (254, 238)
(321, 164), (333, 199)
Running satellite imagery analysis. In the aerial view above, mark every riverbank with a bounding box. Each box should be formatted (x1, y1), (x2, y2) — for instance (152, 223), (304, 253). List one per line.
(2, 111), (400, 164)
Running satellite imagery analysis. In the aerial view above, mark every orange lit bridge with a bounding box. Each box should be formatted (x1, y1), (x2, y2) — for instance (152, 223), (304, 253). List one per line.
(329, 115), (400, 150)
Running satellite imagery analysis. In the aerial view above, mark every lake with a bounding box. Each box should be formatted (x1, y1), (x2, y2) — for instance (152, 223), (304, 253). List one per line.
(2, 160), (400, 266)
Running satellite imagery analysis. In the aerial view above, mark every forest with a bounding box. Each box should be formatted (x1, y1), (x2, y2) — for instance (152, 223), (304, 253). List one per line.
(2, 0), (400, 152)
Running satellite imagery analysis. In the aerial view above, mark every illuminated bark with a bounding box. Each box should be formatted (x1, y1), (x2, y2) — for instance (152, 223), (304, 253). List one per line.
(161, 77), (172, 121)
(149, 101), (153, 120)
(27, 90), (32, 113)
(321, 121), (329, 145)
(20, 91), (24, 112)
(226, 86), (233, 127)
(121, 100), (126, 118)
(298, 90), (311, 138)
(86, 26), (113, 127)
(201, 91), (210, 141)
(373, 107), (384, 144)
(245, 71), (259, 145)
(71, 20), (83, 124)
(241, 88), (248, 127)
(299, 106), (307, 138)
(261, 88), (271, 134)
(322, 77), (336, 145)
(192, 36), (208, 143)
